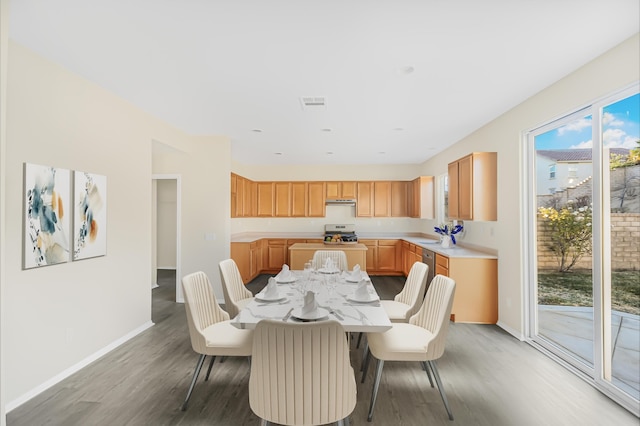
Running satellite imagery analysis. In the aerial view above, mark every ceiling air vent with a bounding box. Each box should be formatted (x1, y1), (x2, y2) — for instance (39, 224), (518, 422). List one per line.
(300, 96), (327, 110)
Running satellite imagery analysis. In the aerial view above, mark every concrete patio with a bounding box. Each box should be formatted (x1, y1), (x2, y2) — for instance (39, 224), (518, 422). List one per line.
(538, 305), (640, 399)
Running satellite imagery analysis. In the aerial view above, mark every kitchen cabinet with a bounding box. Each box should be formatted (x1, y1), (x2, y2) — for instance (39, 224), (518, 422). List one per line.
(307, 182), (326, 217)
(374, 181), (391, 217)
(357, 182), (373, 217)
(401, 241), (423, 276)
(256, 182), (274, 217)
(231, 240), (264, 284)
(408, 176), (435, 219)
(377, 239), (401, 271)
(267, 239), (287, 270)
(435, 253), (497, 324)
(326, 181), (357, 199)
(362, 239), (402, 274)
(359, 239), (378, 271)
(291, 182), (307, 217)
(274, 182), (291, 217)
(448, 152), (497, 221)
(390, 181), (408, 217)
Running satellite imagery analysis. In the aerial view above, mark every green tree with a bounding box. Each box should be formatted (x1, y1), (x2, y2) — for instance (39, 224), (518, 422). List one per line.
(538, 200), (593, 272)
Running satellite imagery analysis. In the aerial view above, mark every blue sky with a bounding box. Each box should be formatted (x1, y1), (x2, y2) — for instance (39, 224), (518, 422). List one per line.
(535, 93), (639, 150)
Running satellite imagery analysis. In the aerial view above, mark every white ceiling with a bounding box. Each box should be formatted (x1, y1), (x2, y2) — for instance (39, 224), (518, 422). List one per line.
(8, 0), (640, 166)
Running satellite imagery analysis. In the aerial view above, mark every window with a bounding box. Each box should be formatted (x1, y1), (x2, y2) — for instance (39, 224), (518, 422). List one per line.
(549, 164), (556, 179)
(568, 163), (578, 177)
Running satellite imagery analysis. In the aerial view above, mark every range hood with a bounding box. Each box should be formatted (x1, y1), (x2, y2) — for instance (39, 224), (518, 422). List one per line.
(325, 198), (356, 206)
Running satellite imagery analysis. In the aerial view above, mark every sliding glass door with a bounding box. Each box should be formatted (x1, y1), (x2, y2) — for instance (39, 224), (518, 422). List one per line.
(527, 87), (639, 414)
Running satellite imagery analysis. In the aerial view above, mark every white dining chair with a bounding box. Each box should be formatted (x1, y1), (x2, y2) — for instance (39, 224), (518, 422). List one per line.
(381, 261), (429, 322)
(362, 274), (456, 421)
(180, 271), (253, 411)
(219, 258), (254, 318)
(312, 250), (349, 271)
(249, 319), (357, 426)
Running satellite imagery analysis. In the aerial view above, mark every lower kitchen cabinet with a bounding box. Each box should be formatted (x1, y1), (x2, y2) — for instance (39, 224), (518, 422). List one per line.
(435, 253), (497, 324)
(360, 239), (402, 275)
(230, 242), (262, 284)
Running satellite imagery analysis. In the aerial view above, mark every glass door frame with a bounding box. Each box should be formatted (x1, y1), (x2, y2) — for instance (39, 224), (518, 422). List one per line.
(524, 82), (640, 416)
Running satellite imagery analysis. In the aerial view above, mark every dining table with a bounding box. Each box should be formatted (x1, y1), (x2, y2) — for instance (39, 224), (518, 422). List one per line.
(230, 270), (392, 333)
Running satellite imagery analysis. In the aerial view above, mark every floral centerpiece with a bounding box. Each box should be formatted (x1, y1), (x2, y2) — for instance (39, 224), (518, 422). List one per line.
(434, 223), (464, 247)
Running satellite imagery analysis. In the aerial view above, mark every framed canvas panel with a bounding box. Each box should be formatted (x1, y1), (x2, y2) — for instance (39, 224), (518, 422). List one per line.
(74, 171), (107, 260)
(23, 163), (72, 269)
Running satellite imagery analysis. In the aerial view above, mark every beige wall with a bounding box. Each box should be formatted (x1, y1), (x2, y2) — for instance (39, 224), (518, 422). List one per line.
(419, 33), (640, 336)
(2, 41), (230, 412)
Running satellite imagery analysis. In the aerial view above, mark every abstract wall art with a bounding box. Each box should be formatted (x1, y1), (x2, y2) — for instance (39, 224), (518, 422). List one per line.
(23, 163), (72, 269)
(73, 171), (107, 260)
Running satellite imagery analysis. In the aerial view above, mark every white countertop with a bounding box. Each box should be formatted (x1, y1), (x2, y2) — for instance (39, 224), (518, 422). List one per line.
(231, 232), (497, 259)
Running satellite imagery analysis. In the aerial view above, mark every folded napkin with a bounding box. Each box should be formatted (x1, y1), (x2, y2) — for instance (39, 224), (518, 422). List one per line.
(263, 277), (280, 299)
(323, 257), (335, 270)
(354, 279), (370, 300)
(350, 264), (361, 280)
(276, 264), (292, 281)
(301, 290), (319, 315)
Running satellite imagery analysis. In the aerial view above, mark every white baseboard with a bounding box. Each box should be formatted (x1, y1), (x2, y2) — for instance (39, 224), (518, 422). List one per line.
(6, 321), (155, 413)
(151, 282), (159, 289)
(156, 267), (176, 270)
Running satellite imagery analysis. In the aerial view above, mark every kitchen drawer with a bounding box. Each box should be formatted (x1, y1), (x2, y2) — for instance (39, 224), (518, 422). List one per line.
(436, 254), (449, 269)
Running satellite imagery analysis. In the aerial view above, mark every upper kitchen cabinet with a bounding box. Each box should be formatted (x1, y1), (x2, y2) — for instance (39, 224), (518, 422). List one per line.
(407, 176), (435, 219)
(307, 181), (326, 217)
(274, 182), (292, 217)
(326, 181), (357, 199)
(290, 182), (307, 217)
(390, 181), (408, 217)
(374, 181), (392, 217)
(256, 182), (275, 217)
(356, 182), (374, 217)
(232, 174), (257, 218)
(448, 152), (497, 221)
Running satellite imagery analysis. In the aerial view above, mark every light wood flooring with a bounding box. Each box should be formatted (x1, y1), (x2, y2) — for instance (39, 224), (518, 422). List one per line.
(7, 270), (638, 425)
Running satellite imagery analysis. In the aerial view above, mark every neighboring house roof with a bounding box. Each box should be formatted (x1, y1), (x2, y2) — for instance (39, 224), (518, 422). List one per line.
(537, 148), (629, 162)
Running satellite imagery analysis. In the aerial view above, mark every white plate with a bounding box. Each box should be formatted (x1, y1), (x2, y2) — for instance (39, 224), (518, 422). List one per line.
(345, 275), (362, 283)
(291, 307), (329, 321)
(275, 276), (296, 283)
(347, 293), (380, 303)
(318, 268), (340, 274)
(255, 295), (286, 303)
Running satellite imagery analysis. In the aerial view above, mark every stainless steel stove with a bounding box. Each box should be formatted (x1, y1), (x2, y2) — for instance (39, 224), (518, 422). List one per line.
(323, 224), (358, 244)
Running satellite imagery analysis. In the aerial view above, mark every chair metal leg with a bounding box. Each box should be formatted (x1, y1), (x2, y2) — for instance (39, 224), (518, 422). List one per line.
(361, 346), (372, 383)
(428, 360), (454, 421)
(181, 353), (206, 411)
(360, 340), (369, 372)
(421, 360), (434, 387)
(204, 355), (216, 381)
(367, 359), (385, 422)
(259, 419), (270, 426)
(356, 332), (363, 348)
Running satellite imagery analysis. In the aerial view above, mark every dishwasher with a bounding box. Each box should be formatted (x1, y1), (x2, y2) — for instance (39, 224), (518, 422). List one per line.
(421, 248), (435, 294)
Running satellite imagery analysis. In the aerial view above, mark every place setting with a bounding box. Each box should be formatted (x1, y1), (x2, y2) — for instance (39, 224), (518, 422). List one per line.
(345, 278), (380, 305)
(255, 277), (288, 305)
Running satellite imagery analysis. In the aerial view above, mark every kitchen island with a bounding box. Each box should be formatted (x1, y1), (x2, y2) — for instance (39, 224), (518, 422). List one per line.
(288, 243), (368, 271)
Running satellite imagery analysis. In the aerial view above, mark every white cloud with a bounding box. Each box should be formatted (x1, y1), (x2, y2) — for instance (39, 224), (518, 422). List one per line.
(558, 118), (592, 135)
(570, 140), (593, 149)
(602, 112), (624, 127)
(603, 128), (638, 149)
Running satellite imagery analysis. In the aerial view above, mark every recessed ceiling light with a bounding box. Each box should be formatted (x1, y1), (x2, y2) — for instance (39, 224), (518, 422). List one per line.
(252, 129), (263, 133)
(321, 128), (332, 132)
(393, 127), (404, 131)
(398, 66), (415, 75)
(378, 151), (386, 155)
(274, 152), (282, 155)
(326, 151), (334, 155)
